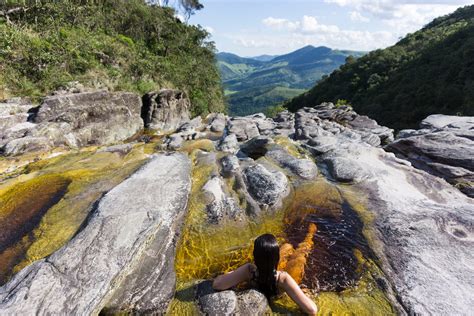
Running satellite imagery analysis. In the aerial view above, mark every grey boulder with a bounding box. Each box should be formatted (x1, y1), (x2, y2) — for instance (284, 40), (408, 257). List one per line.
(243, 164), (289, 206)
(228, 117), (260, 141)
(218, 134), (239, 153)
(324, 156), (367, 183)
(202, 176), (242, 223)
(142, 89), (190, 131)
(2, 91), (144, 155)
(207, 113), (227, 132)
(266, 146), (317, 180)
(220, 154), (240, 177)
(196, 281), (270, 316)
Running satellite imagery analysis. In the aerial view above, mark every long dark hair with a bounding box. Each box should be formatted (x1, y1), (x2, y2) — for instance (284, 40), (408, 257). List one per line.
(253, 233), (280, 298)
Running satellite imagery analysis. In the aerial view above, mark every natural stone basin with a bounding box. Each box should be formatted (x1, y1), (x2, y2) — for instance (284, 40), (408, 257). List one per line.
(169, 144), (394, 315)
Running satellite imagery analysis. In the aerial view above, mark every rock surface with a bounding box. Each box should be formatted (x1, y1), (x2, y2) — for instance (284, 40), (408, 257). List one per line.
(243, 164), (289, 206)
(218, 134), (239, 153)
(1, 91), (144, 155)
(266, 145), (317, 180)
(207, 113), (226, 132)
(1, 94), (473, 316)
(288, 108), (474, 315)
(228, 116), (260, 141)
(196, 281), (270, 316)
(142, 89), (190, 131)
(387, 114), (474, 197)
(0, 153), (191, 315)
(202, 176), (242, 223)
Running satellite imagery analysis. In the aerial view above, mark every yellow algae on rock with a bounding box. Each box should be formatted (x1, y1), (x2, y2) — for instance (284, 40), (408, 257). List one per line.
(310, 249), (394, 316)
(0, 174), (71, 284)
(172, 166), (395, 315)
(175, 148), (286, 285)
(180, 139), (215, 155)
(166, 281), (201, 316)
(284, 179), (344, 226)
(0, 146), (149, 284)
(273, 136), (306, 159)
(272, 249), (394, 316)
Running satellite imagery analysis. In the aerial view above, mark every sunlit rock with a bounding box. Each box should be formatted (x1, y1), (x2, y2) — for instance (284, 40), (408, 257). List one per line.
(243, 164), (289, 206)
(266, 146), (317, 180)
(0, 154), (191, 314)
(196, 281), (270, 316)
(202, 176), (242, 223)
(387, 114), (474, 197)
(218, 133), (239, 153)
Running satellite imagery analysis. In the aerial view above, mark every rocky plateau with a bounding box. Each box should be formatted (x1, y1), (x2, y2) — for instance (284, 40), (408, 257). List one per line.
(0, 88), (472, 315)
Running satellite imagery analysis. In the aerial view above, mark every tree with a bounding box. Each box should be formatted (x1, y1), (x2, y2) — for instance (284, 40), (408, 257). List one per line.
(147, 0), (203, 20)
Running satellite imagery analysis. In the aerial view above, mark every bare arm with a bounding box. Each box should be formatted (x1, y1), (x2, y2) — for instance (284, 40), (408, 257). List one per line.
(278, 271), (318, 315)
(212, 263), (253, 291)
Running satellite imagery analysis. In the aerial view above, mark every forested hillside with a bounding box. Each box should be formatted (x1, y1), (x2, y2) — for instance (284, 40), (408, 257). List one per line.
(286, 5), (474, 129)
(218, 46), (364, 116)
(0, 0), (224, 116)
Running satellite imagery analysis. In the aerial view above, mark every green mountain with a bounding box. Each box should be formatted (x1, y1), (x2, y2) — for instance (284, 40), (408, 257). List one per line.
(250, 54), (278, 62)
(0, 0), (224, 116)
(217, 46), (365, 116)
(286, 5), (474, 130)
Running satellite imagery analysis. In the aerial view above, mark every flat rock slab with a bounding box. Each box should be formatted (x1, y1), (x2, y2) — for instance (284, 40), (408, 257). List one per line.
(343, 147), (474, 315)
(0, 153), (191, 315)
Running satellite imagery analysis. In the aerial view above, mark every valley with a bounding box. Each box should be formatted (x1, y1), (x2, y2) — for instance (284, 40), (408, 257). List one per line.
(217, 46), (364, 116)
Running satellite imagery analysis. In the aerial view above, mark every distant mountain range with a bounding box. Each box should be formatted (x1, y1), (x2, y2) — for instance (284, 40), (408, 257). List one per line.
(217, 45), (365, 116)
(286, 5), (474, 130)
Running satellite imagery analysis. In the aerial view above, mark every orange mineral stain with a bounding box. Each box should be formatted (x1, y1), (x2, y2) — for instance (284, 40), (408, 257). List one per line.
(279, 222), (317, 284)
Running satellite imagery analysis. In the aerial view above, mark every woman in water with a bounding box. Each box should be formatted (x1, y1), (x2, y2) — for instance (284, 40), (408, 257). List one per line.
(212, 233), (318, 315)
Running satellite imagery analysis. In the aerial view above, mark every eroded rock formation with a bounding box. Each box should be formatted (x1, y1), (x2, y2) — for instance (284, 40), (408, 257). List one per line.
(1, 91), (144, 155)
(387, 114), (474, 197)
(1, 97), (473, 315)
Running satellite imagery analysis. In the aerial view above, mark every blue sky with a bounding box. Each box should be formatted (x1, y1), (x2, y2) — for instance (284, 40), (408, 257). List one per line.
(188, 0), (474, 57)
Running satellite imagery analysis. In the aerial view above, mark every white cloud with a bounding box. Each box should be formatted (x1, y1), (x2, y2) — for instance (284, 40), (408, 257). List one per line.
(223, 0), (471, 55)
(251, 16), (397, 52)
(262, 17), (300, 31)
(263, 16), (342, 34)
(231, 30), (396, 53)
(325, 0), (471, 34)
(350, 11), (370, 22)
(300, 16), (340, 33)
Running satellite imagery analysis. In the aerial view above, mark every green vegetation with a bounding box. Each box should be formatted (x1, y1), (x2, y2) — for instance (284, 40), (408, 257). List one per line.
(264, 104), (286, 118)
(217, 46), (364, 116)
(0, 0), (224, 116)
(286, 5), (474, 130)
(335, 99), (351, 108)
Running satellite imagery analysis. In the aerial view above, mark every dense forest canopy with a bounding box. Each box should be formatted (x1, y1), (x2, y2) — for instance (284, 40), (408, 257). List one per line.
(285, 5), (474, 130)
(0, 0), (223, 116)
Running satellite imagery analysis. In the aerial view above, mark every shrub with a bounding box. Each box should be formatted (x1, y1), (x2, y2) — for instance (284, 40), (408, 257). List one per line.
(0, 0), (224, 115)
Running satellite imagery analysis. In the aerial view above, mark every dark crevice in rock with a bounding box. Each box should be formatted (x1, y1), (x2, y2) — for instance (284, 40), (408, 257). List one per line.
(26, 106), (40, 122)
(141, 93), (153, 129)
